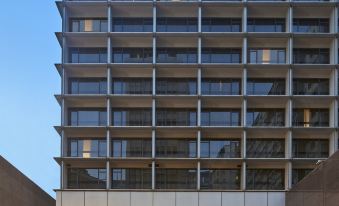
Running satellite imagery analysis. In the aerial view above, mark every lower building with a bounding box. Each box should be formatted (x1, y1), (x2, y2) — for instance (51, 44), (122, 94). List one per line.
(0, 155), (55, 206)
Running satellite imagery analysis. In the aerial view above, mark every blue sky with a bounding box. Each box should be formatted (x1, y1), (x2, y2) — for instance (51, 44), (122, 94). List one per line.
(0, 1), (61, 197)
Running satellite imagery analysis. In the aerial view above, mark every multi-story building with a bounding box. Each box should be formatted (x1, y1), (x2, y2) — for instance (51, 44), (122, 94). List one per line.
(55, 0), (339, 206)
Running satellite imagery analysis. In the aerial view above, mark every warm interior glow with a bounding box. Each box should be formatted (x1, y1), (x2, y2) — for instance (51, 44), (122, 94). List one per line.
(83, 140), (91, 158)
(85, 20), (93, 32)
(262, 49), (270, 64)
(304, 109), (310, 127)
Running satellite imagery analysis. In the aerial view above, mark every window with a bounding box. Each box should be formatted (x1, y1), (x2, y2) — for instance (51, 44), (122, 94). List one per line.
(113, 18), (152, 32)
(293, 79), (329, 95)
(248, 18), (285, 32)
(112, 78), (152, 95)
(156, 169), (196, 189)
(202, 48), (241, 63)
(112, 109), (152, 126)
(293, 18), (329, 33)
(69, 139), (107, 157)
(112, 168), (152, 189)
(292, 109), (329, 127)
(247, 79), (285, 95)
(112, 139), (151, 157)
(68, 168), (106, 189)
(201, 109), (241, 126)
(157, 18), (198, 32)
(201, 139), (241, 158)
(112, 48), (152, 63)
(157, 48), (197, 63)
(293, 48), (329, 64)
(70, 48), (107, 63)
(201, 79), (241, 95)
(156, 78), (197, 95)
(69, 78), (107, 94)
(246, 169), (284, 190)
(202, 18), (241, 32)
(70, 19), (108, 32)
(156, 109), (197, 126)
(292, 139), (329, 158)
(292, 169), (313, 186)
(246, 139), (285, 158)
(247, 109), (285, 126)
(200, 169), (240, 189)
(69, 109), (107, 126)
(156, 139), (196, 158)
(248, 49), (286, 64)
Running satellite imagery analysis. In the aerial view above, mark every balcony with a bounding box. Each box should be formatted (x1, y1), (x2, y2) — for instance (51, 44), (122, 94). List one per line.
(292, 139), (329, 158)
(293, 18), (329, 33)
(112, 18), (153, 32)
(246, 169), (285, 190)
(69, 48), (107, 63)
(69, 78), (107, 94)
(248, 49), (286, 64)
(200, 139), (241, 158)
(293, 79), (329, 95)
(156, 78), (197, 95)
(70, 19), (108, 32)
(112, 48), (152, 63)
(246, 109), (285, 127)
(293, 48), (329, 64)
(156, 139), (197, 158)
(157, 48), (197, 63)
(201, 109), (241, 126)
(69, 109), (107, 126)
(112, 109), (152, 126)
(292, 109), (329, 127)
(157, 18), (198, 32)
(202, 18), (242, 32)
(112, 168), (152, 189)
(201, 79), (241, 95)
(68, 139), (107, 157)
(247, 79), (286, 95)
(156, 109), (197, 126)
(112, 139), (152, 158)
(68, 168), (106, 189)
(112, 78), (152, 95)
(247, 18), (286, 33)
(156, 169), (196, 189)
(201, 48), (242, 64)
(246, 139), (285, 158)
(200, 169), (240, 190)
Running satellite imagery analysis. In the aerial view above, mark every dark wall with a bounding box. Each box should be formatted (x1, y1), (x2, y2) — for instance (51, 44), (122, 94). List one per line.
(286, 151), (339, 206)
(0, 156), (55, 206)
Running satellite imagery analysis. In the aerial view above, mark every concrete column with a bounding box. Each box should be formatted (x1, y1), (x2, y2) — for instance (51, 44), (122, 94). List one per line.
(107, 129), (110, 157)
(62, 5), (67, 33)
(286, 130), (292, 159)
(62, 36), (67, 64)
(153, 68), (156, 96)
(242, 38), (247, 64)
(242, 130), (247, 158)
(241, 161), (246, 190)
(288, 38), (293, 65)
(330, 132), (337, 155)
(197, 68), (201, 96)
(152, 99), (156, 127)
(198, 36), (202, 65)
(287, 6), (293, 33)
(197, 130), (201, 158)
(108, 5), (112, 33)
(152, 130), (156, 159)
(330, 100), (336, 128)
(106, 161), (110, 189)
(242, 7), (247, 32)
(107, 98), (111, 126)
(107, 68), (111, 94)
(242, 68), (247, 96)
(331, 6), (338, 33)
(287, 68), (292, 96)
(61, 161), (65, 189)
(198, 99), (201, 127)
(242, 99), (247, 127)
(286, 99), (292, 128)
(152, 161), (155, 190)
(197, 161), (200, 190)
(61, 99), (66, 126)
(107, 36), (111, 64)
(330, 69), (337, 96)
(153, 6), (157, 64)
(198, 5), (202, 33)
(285, 162), (292, 190)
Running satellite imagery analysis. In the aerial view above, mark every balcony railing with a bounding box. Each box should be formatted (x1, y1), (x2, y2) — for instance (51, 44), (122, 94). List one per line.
(156, 109), (197, 126)
(200, 169), (240, 190)
(156, 79), (197, 95)
(69, 48), (107, 63)
(68, 139), (107, 158)
(112, 18), (152, 32)
(246, 109), (285, 127)
(156, 139), (197, 158)
(200, 139), (241, 158)
(202, 48), (242, 64)
(70, 19), (108, 32)
(112, 48), (153, 63)
(112, 168), (152, 189)
(156, 169), (196, 189)
(247, 18), (285, 32)
(293, 79), (329, 95)
(293, 48), (330, 64)
(157, 48), (197, 63)
(202, 18), (242, 32)
(68, 168), (106, 189)
(248, 49), (286, 64)
(69, 78), (107, 94)
(112, 78), (152, 95)
(201, 110), (241, 126)
(246, 139), (285, 158)
(157, 18), (198, 32)
(112, 109), (152, 126)
(201, 79), (241, 95)
(69, 109), (107, 126)
(246, 169), (285, 190)
(292, 139), (329, 158)
(247, 79), (286, 95)
(293, 18), (329, 33)
(112, 139), (152, 157)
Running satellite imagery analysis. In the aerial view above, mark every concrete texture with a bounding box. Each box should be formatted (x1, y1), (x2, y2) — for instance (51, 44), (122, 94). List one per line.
(0, 155), (55, 206)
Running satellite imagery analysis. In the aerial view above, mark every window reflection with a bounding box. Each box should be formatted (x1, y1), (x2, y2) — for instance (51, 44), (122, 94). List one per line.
(156, 109), (197, 126)
(201, 109), (241, 126)
(292, 139), (329, 158)
(69, 139), (107, 158)
(112, 168), (152, 189)
(248, 18), (285, 32)
(113, 18), (152, 32)
(202, 48), (241, 63)
(202, 79), (241, 95)
(70, 48), (107, 63)
(200, 169), (240, 189)
(247, 139), (285, 158)
(157, 78), (197, 95)
(249, 49), (286, 64)
(69, 109), (107, 126)
(202, 18), (241, 32)
(293, 18), (329, 33)
(247, 79), (285, 95)
(201, 139), (241, 158)
(292, 169), (313, 185)
(70, 19), (108, 32)
(68, 168), (106, 189)
(113, 78), (152, 95)
(69, 78), (107, 94)
(246, 169), (284, 190)
(157, 48), (197, 63)
(112, 48), (153, 63)
(156, 139), (196, 158)
(293, 79), (329, 95)
(156, 169), (196, 189)
(293, 48), (329, 64)
(112, 139), (151, 157)
(247, 109), (285, 127)
(157, 18), (198, 32)
(112, 109), (152, 126)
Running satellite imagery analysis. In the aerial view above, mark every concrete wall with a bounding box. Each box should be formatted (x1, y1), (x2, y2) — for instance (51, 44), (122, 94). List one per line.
(0, 156), (55, 206)
(56, 191), (285, 206)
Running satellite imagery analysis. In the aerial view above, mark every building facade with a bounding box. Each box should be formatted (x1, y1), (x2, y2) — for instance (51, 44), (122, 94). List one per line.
(55, 0), (339, 206)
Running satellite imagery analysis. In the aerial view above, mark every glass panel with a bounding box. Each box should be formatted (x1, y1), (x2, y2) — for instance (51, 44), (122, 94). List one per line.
(246, 169), (284, 190)
(247, 79), (285, 95)
(112, 168), (152, 189)
(156, 169), (196, 189)
(247, 109), (285, 127)
(292, 139), (329, 158)
(68, 168), (106, 189)
(112, 139), (152, 157)
(200, 139), (241, 158)
(200, 169), (240, 189)
(246, 139), (285, 158)
(156, 139), (197, 158)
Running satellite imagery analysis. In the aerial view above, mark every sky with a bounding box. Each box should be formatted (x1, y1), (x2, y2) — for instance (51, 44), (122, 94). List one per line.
(0, 1), (61, 198)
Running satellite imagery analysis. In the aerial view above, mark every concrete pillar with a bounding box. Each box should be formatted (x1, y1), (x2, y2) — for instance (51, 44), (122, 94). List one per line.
(241, 161), (246, 190)
(197, 162), (200, 190)
(107, 68), (111, 94)
(242, 130), (247, 158)
(152, 130), (156, 159)
(106, 161), (110, 189)
(285, 162), (292, 190)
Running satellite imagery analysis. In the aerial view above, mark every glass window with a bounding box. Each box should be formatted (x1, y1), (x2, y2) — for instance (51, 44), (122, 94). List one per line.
(202, 48), (241, 63)
(112, 139), (151, 157)
(201, 79), (241, 95)
(200, 139), (241, 158)
(112, 48), (153, 63)
(202, 18), (241, 32)
(247, 109), (285, 127)
(247, 79), (285, 95)
(112, 168), (152, 189)
(200, 169), (240, 189)
(112, 18), (153, 32)
(293, 79), (329, 95)
(69, 48), (107, 63)
(68, 168), (106, 189)
(248, 18), (285, 32)
(156, 109), (197, 126)
(201, 109), (241, 126)
(293, 48), (329, 64)
(246, 169), (284, 190)
(112, 109), (152, 126)
(68, 139), (107, 158)
(69, 78), (107, 94)
(292, 109), (329, 127)
(112, 78), (152, 95)
(246, 139), (285, 158)
(248, 49), (286, 64)
(157, 48), (197, 63)
(156, 139), (196, 158)
(157, 18), (198, 32)
(156, 169), (196, 189)
(292, 169), (313, 185)
(69, 109), (107, 126)
(292, 139), (329, 158)
(156, 78), (197, 95)
(293, 18), (329, 33)
(70, 19), (108, 32)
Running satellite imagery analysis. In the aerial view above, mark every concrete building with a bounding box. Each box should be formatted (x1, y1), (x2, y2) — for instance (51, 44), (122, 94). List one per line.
(0, 156), (55, 206)
(54, 0), (339, 206)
